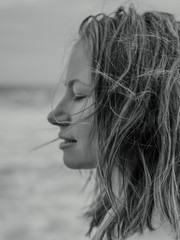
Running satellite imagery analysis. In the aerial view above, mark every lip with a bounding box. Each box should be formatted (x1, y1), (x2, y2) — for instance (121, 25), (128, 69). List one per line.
(59, 141), (77, 150)
(58, 133), (77, 150)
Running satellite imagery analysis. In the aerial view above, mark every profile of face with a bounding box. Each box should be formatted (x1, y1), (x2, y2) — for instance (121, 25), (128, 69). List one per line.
(47, 42), (97, 169)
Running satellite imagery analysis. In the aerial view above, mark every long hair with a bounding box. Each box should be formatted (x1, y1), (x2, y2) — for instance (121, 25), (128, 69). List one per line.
(78, 5), (180, 240)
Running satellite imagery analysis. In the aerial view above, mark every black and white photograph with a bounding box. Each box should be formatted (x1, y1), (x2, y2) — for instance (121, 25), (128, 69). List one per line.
(1, 0), (180, 239)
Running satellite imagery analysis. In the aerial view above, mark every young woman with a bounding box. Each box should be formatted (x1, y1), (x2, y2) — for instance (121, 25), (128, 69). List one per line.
(47, 5), (180, 240)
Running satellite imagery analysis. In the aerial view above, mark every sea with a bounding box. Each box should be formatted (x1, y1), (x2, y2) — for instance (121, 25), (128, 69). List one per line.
(0, 85), (94, 240)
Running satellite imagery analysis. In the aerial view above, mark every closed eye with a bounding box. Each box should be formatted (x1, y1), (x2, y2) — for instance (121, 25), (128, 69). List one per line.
(74, 95), (87, 101)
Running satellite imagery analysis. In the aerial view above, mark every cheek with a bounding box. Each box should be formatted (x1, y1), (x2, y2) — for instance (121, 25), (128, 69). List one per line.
(81, 125), (97, 157)
(71, 97), (94, 123)
(73, 121), (97, 168)
(77, 122), (93, 151)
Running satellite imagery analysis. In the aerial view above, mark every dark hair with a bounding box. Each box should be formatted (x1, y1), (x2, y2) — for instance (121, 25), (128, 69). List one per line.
(78, 5), (180, 240)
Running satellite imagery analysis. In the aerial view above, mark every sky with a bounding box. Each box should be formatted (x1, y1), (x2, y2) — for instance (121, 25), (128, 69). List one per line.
(1, 0), (180, 88)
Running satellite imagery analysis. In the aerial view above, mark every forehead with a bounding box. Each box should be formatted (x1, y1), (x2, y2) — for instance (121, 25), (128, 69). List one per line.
(66, 42), (92, 86)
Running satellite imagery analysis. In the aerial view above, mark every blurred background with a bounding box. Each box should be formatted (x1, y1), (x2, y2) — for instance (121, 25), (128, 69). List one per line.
(1, 0), (180, 239)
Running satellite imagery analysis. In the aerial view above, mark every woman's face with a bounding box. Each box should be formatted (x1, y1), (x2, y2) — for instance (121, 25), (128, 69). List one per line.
(47, 43), (97, 169)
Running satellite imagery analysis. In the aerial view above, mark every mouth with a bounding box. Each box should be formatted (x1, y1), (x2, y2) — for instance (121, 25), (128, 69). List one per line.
(59, 136), (77, 150)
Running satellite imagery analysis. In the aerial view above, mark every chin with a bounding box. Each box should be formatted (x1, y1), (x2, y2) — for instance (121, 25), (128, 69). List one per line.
(63, 157), (96, 169)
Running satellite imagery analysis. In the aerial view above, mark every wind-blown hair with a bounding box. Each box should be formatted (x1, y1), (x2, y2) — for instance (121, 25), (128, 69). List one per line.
(78, 5), (180, 240)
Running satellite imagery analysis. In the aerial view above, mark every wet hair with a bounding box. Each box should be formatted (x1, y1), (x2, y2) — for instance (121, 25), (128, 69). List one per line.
(78, 5), (180, 240)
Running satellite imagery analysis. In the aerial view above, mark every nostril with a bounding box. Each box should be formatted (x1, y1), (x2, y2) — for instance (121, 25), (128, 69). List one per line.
(47, 111), (71, 127)
(47, 111), (60, 126)
(56, 115), (71, 127)
(58, 120), (71, 127)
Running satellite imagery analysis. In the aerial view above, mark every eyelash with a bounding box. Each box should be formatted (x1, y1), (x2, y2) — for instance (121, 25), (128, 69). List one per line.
(74, 95), (86, 101)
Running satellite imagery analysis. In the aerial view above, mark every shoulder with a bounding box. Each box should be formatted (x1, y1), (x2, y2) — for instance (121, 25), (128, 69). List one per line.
(101, 214), (177, 240)
(125, 227), (176, 240)
(94, 207), (177, 240)
(108, 224), (176, 240)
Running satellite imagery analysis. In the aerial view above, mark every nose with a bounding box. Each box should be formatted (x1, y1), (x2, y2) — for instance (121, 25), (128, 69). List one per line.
(47, 103), (71, 127)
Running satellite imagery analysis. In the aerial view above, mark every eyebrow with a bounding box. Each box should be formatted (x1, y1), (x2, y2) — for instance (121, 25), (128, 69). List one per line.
(63, 79), (91, 87)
